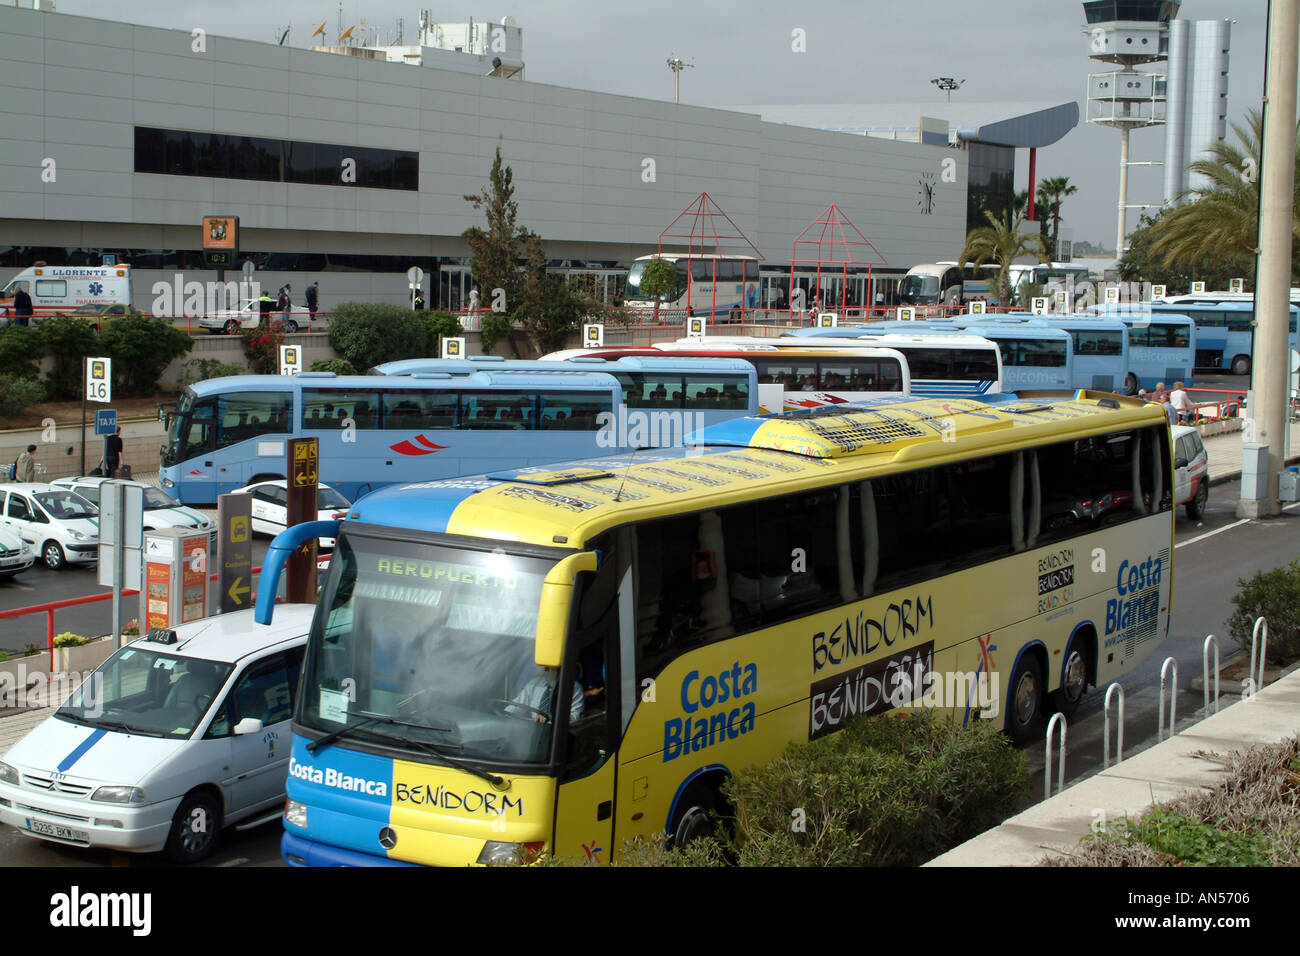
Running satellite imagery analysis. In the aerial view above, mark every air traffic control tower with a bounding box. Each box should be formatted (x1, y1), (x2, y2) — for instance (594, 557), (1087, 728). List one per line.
(1082, 1), (1174, 257)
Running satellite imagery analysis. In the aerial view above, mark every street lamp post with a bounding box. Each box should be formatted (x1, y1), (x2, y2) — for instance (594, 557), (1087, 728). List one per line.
(931, 77), (965, 102)
(667, 55), (694, 104)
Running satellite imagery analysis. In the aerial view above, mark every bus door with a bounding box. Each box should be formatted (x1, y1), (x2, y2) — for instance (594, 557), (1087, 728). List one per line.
(551, 531), (631, 865)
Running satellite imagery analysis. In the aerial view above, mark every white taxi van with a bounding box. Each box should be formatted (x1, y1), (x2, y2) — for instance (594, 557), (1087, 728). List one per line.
(1172, 424), (1210, 519)
(0, 264), (133, 323)
(0, 523), (35, 578)
(0, 605), (314, 863)
(0, 484), (100, 570)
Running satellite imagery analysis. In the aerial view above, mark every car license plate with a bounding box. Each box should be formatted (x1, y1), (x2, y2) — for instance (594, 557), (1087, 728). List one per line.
(26, 818), (89, 842)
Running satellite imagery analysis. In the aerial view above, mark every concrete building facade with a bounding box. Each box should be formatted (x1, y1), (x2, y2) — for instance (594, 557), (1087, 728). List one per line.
(0, 6), (967, 314)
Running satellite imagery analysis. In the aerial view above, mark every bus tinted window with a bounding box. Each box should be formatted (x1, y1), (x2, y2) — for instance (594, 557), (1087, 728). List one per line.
(303, 390), (379, 430)
(619, 373), (684, 408)
(381, 391), (455, 430)
(215, 391), (291, 448)
(684, 375), (749, 409)
(461, 391), (536, 429)
(1129, 324), (1190, 348)
(1069, 329), (1123, 355)
(999, 337), (1067, 367)
(897, 347), (998, 381)
(539, 391), (610, 430)
(818, 359), (904, 392)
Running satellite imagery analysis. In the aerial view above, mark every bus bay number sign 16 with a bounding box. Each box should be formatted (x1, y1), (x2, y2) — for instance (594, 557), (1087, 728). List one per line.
(87, 357), (112, 403)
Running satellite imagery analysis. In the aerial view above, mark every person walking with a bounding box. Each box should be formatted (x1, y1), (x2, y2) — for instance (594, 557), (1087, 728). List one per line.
(105, 426), (124, 477)
(413, 289), (425, 311)
(305, 281), (319, 320)
(468, 285), (480, 315)
(12, 286), (33, 327)
(16, 445), (36, 483)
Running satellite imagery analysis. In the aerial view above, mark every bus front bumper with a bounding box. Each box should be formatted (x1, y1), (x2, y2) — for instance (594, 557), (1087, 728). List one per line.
(281, 830), (419, 867)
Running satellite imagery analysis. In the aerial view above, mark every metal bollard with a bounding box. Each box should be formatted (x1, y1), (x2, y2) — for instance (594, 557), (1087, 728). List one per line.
(1202, 635), (1220, 715)
(1158, 657), (1178, 741)
(1044, 712), (1067, 800)
(1103, 682), (1125, 768)
(1248, 616), (1268, 698)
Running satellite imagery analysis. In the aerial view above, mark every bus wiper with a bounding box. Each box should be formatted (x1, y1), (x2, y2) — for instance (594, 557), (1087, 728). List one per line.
(305, 708), (451, 754)
(400, 737), (507, 790)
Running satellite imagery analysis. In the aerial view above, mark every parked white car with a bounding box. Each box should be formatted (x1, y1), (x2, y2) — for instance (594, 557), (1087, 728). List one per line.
(1172, 424), (1210, 519)
(0, 606), (314, 863)
(232, 479), (351, 548)
(0, 484), (99, 569)
(197, 300), (312, 335)
(51, 477), (215, 539)
(0, 523), (36, 578)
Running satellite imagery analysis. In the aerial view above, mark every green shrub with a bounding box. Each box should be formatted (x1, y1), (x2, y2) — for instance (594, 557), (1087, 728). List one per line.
(1227, 559), (1300, 664)
(240, 320), (285, 375)
(479, 311), (513, 354)
(22, 643), (41, 657)
(35, 314), (99, 400)
(1126, 806), (1275, 866)
(311, 358), (357, 376)
(0, 375), (47, 417)
(0, 326), (41, 380)
(327, 302), (433, 370)
(53, 632), (88, 648)
(177, 357), (246, 387)
(719, 713), (1029, 867)
(101, 314), (193, 395)
(425, 311), (464, 354)
(0, 650), (9, 662)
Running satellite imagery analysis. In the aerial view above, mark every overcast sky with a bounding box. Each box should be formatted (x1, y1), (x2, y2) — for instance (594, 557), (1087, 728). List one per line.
(60, 1), (1281, 250)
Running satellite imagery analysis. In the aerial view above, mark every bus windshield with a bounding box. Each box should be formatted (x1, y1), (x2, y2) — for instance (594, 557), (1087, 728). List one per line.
(300, 531), (563, 766)
(899, 274), (939, 301)
(624, 259), (685, 301)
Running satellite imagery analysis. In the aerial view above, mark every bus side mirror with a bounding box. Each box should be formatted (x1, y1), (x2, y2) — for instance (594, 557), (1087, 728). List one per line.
(534, 551), (599, 668)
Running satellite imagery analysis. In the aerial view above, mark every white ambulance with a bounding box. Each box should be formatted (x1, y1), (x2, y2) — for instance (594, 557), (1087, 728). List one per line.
(0, 264), (134, 323)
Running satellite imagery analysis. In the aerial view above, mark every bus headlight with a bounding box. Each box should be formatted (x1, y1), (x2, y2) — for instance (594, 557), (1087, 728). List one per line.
(284, 799), (308, 828)
(162, 478), (174, 488)
(91, 786), (146, 804)
(476, 841), (545, 866)
(0, 761), (19, 786)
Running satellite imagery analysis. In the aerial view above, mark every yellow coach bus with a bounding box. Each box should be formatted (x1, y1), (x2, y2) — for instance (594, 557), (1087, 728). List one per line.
(258, 391), (1174, 866)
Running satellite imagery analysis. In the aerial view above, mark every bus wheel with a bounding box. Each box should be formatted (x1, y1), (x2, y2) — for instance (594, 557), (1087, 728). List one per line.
(669, 784), (717, 848)
(1230, 355), (1250, 376)
(1051, 640), (1090, 719)
(1124, 373), (1139, 395)
(1007, 654), (1044, 743)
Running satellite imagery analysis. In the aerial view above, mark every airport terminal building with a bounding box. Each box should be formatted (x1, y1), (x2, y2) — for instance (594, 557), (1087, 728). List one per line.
(0, 5), (987, 313)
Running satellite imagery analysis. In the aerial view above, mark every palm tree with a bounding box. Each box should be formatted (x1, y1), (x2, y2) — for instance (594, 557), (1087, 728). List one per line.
(959, 211), (1050, 305)
(1036, 176), (1077, 259)
(1148, 110), (1300, 276)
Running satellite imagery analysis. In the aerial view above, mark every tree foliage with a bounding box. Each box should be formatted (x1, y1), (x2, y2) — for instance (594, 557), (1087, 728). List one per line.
(327, 302), (433, 371)
(99, 314), (193, 395)
(1036, 175), (1077, 259)
(1118, 212), (1255, 289)
(462, 145), (533, 336)
(34, 315), (100, 400)
(958, 211), (1049, 305)
(1133, 110), (1300, 283)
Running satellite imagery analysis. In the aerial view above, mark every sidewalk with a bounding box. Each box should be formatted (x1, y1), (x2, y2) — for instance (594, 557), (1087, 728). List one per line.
(0, 705), (56, 756)
(1200, 419), (1300, 485)
(928, 662), (1300, 866)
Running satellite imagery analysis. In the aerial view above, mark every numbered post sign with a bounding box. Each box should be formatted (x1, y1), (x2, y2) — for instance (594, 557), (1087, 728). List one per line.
(278, 344), (302, 376)
(1031, 297), (1049, 315)
(583, 323), (604, 347)
(686, 317), (705, 339)
(1191, 281), (1206, 294)
(896, 307), (916, 321)
(87, 357), (111, 403)
(816, 312), (838, 328)
(1151, 284), (1167, 301)
(441, 337), (466, 359)
(1230, 277), (1244, 294)
(968, 300), (986, 315)
(1104, 286), (1120, 305)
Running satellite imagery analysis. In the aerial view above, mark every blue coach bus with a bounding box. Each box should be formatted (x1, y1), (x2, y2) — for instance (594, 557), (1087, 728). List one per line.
(1149, 301), (1300, 376)
(159, 359), (758, 505)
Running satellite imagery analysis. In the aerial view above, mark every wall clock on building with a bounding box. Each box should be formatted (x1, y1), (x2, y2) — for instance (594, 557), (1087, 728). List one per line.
(917, 173), (936, 215)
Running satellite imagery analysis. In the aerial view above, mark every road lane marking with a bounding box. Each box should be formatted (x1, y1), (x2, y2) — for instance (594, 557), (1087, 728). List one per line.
(1176, 499), (1300, 549)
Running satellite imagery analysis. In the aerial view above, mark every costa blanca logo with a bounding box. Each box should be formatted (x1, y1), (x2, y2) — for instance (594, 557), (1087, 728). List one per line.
(49, 886), (151, 936)
(288, 756), (388, 796)
(388, 435), (448, 456)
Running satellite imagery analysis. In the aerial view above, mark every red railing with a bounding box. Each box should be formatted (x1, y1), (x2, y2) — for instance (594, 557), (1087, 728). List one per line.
(0, 564), (264, 672)
(1184, 388), (1248, 424)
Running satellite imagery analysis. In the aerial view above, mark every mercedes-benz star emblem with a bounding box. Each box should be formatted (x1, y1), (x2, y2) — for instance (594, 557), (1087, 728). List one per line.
(378, 826), (397, 849)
